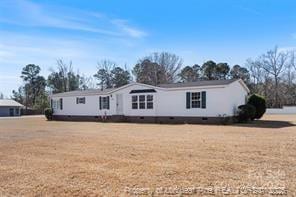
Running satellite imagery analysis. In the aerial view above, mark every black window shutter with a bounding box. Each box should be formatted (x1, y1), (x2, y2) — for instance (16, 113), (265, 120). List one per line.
(50, 99), (53, 108)
(107, 96), (110, 109)
(186, 92), (191, 109)
(76, 97), (78, 104)
(60, 98), (63, 110)
(99, 96), (102, 110)
(202, 91), (206, 108)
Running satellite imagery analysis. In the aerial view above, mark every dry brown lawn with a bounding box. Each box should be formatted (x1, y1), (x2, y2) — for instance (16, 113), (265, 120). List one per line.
(0, 115), (295, 196)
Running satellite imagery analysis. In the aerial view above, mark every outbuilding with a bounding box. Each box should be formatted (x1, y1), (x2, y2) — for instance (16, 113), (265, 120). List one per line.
(49, 79), (249, 124)
(0, 99), (23, 117)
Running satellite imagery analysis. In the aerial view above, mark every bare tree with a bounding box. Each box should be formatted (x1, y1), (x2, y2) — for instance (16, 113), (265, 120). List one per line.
(133, 59), (161, 85)
(246, 47), (291, 107)
(285, 50), (296, 105)
(94, 60), (116, 89)
(291, 50), (296, 71)
(246, 58), (265, 93)
(146, 52), (183, 83)
(79, 75), (97, 90)
(56, 59), (71, 92)
(48, 59), (81, 93)
(133, 52), (182, 85)
(260, 47), (289, 107)
(285, 52), (295, 89)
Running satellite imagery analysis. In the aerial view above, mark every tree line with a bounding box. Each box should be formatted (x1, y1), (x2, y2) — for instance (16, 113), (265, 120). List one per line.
(9, 46), (296, 112)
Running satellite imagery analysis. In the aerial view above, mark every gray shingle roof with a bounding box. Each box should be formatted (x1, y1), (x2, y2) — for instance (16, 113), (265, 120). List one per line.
(50, 79), (239, 97)
(50, 88), (116, 97)
(157, 79), (238, 88)
(0, 99), (24, 107)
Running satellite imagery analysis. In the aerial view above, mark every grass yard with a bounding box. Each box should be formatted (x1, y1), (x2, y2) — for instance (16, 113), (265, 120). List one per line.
(0, 115), (295, 196)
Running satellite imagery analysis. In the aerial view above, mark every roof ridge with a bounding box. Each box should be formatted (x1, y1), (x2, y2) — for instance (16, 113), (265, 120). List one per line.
(158, 79), (237, 86)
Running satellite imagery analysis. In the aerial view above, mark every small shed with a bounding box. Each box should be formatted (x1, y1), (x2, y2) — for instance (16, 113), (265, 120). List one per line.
(0, 99), (24, 117)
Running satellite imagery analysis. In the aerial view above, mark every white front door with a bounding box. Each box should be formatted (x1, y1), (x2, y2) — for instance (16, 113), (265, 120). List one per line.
(116, 94), (123, 115)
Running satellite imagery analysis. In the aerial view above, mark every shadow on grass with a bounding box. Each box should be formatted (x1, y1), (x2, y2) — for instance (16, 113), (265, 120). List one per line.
(234, 120), (295, 129)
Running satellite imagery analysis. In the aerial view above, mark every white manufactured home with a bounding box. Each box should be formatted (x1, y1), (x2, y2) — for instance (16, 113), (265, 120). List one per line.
(50, 79), (249, 123)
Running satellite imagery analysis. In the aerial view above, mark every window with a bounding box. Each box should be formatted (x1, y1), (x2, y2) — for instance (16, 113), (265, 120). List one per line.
(139, 95), (146, 109)
(52, 100), (56, 109)
(132, 95), (138, 109)
(53, 100), (57, 109)
(99, 96), (109, 110)
(102, 97), (109, 109)
(191, 92), (201, 108)
(131, 95), (153, 109)
(76, 97), (86, 104)
(52, 99), (60, 110)
(147, 95), (153, 109)
(186, 91), (206, 109)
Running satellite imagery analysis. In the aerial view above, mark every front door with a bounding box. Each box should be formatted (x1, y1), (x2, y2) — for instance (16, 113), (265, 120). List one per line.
(116, 94), (123, 115)
(9, 108), (14, 116)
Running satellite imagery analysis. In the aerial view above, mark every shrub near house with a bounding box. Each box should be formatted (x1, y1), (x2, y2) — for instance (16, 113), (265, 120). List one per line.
(237, 94), (266, 122)
(237, 104), (256, 122)
(248, 94), (266, 119)
(45, 108), (53, 120)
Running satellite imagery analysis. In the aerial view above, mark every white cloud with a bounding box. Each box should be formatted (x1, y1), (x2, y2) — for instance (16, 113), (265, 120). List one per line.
(0, 34), (107, 74)
(0, 0), (150, 96)
(112, 19), (147, 38)
(0, 31), (146, 96)
(0, 30), (146, 76)
(0, 0), (147, 38)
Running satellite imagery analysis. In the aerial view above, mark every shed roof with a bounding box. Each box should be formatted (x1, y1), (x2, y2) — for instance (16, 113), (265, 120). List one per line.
(0, 99), (24, 107)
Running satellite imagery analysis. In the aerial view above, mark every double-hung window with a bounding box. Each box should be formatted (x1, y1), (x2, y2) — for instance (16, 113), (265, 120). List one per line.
(132, 96), (138, 109)
(147, 95), (153, 109)
(139, 95), (146, 109)
(191, 92), (201, 108)
(186, 91), (206, 109)
(131, 95), (154, 109)
(102, 97), (109, 109)
(99, 96), (110, 110)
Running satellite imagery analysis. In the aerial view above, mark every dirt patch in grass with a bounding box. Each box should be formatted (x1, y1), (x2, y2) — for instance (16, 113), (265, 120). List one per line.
(0, 115), (295, 196)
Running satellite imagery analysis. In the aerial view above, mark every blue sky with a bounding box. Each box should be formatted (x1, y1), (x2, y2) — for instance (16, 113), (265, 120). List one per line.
(1, 0), (296, 96)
